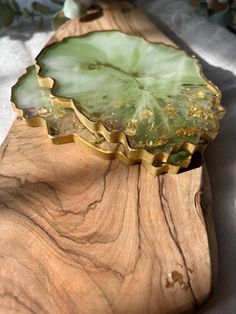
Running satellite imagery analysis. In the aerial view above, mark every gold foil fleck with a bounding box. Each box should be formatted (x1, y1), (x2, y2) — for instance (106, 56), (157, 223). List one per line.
(164, 105), (177, 116)
(188, 104), (213, 119)
(174, 127), (198, 137)
(141, 109), (153, 120)
(196, 91), (205, 99)
(125, 118), (137, 136)
(190, 91), (206, 99)
(154, 136), (168, 146)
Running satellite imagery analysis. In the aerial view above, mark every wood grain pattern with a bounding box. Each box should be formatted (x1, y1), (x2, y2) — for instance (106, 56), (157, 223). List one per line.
(0, 1), (216, 313)
(48, 0), (176, 45)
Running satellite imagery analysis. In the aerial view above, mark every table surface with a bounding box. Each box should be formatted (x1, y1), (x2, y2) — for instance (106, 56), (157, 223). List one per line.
(0, 1), (236, 313)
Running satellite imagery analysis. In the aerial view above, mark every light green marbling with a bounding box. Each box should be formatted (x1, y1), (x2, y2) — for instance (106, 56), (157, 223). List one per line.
(36, 31), (220, 153)
(11, 66), (81, 137)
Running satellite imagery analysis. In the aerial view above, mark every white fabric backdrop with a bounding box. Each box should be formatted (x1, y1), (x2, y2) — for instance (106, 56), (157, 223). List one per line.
(0, 25), (52, 144)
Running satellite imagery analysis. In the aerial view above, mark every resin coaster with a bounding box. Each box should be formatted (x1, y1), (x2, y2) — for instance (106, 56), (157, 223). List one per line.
(35, 30), (225, 166)
(11, 66), (192, 175)
(11, 31), (225, 174)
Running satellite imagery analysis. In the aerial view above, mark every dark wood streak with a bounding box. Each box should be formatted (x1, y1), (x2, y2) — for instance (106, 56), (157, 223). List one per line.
(157, 175), (200, 309)
(83, 160), (113, 215)
(0, 292), (41, 314)
(0, 141), (9, 160)
(2, 175), (133, 292)
(136, 168), (163, 269)
(199, 192), (210, 228)
(194, 190), (206, 226)
(128, 164), (142, 275)
(0, 195), (126, 280)
(0, 254), (53, 300)
(0, 193), (126, 297)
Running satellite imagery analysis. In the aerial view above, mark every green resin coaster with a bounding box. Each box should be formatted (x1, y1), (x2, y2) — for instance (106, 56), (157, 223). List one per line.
(11, 66), (122, 156)
(35, 30), (225, 165)
(11, 66), (192, 175)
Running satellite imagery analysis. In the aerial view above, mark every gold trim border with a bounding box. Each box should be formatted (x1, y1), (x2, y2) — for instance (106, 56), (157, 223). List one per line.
(10, 66), (191, 176)
(11, 97), (191, 176)
(35, 30), (225, 165)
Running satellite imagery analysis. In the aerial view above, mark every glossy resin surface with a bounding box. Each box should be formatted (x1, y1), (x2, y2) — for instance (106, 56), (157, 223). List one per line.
(11, 66), (192, 173)
(11, 66), (116, 149)
(36, 31), (224, 155)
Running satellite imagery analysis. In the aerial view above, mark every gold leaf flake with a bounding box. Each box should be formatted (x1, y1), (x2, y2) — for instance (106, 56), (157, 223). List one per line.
(154, 136), (168, 146)
(141, 109), (153, 120)
(164, 105), (177, 116)
(197, 91), (205, 99)
(125, 118), (137, 136)
(188, 104), (213, 119)
(174, 127), (199, 137)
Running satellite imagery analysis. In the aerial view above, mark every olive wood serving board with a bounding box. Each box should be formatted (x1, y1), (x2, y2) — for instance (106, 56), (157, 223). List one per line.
(0, 1), (217, 313)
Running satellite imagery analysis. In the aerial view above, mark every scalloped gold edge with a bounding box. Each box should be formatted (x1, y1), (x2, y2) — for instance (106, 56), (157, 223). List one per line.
(11, 65), (193, 176)
(34, 30), (225, 164)
(51, 129), (193, 175)
(11, 96), (192, 176)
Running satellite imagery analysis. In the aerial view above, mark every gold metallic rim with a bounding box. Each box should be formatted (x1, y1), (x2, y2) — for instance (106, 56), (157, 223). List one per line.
(11, 65), (192, 176)
(11, 100), (191, 176)
(51, 128), (192, 175)
(11, 67), (192, 176)
(35, 74), (217, 163)
(35, 30), (225, 165)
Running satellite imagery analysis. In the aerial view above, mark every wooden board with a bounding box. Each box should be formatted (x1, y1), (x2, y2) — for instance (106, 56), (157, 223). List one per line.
(0, 1), (217, 313)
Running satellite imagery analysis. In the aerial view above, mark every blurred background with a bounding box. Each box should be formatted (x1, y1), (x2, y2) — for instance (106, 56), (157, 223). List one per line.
(0, 1), (236, 313)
